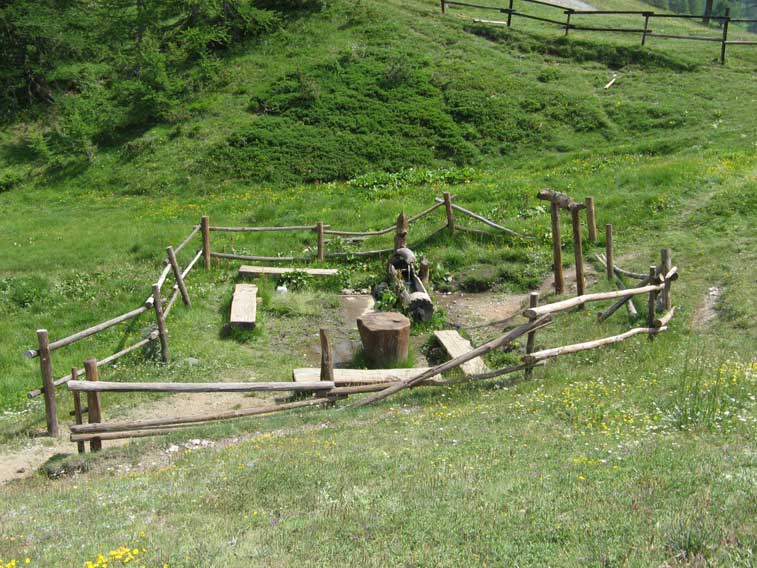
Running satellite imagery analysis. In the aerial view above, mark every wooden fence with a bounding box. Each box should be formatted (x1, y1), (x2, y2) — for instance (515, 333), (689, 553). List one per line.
(441, 0), (757, 64)
(24, 195), (526, 437)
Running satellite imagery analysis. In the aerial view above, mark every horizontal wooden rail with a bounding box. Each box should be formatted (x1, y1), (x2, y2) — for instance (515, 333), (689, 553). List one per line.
(407, 201), (445, 224)
(324, 247), (395, 258)
(444, 0), (501, 10)
(174, 225), (200, 254)
(208, 225), (322, 232)
(25, 305), (149, 359)
(646, 32), (721, 42)
(524, 283), (665, 318)
(323, 225), (395, 237)
(433, 198), (531, 238)
(570, 9), (651, 14)
(649, 12), (727, 19)
(570, 25), (650, 33)
(517, 0), (568, 10)
(210, 252), (312, 263)
(523, 326), (667, 363)
(67, 380), (335, 393)
(70, 428), (185, 442)
(725, 40), (757, 45)
(503, 9), (569, 26)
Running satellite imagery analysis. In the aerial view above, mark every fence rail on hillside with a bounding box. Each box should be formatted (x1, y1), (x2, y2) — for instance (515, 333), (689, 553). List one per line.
(441, 0), (757, 64)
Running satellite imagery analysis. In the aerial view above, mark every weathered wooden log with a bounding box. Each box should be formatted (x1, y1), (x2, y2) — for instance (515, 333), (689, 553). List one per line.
(395, 211), (409, 250)
(433, 198), (530, 239)
(406, 201), (445, 224)
(523, 326), (666, 364)
(419, 259), (430, 283)
(434, 330), (488, 376)
(605, 224), (613, 281)
(325, 248), (395, 259)
(71, 368), (85, 454)
(525, 292), (539, 380)
(167, 246), (191, 307)
(67, 380), (336, 393)
(209, 225), (323, 232)
(537, 189), (585, 211)
(524, 283), (664, 318)
(320, 329), (334, 383)
(316, 222), (325, 262)
(571, 206), (585, 301)
(152, 284), (170, 362)
(84, 358), (102, 452)
(239, 266), (338, 277)
(229, 284), (257, 329)
(25, 305), (149, 358)
(585, 197), (597, 242)
(357, 312), (411, 367)
(175, 225), (201, 254)
(661, 248), (673, 310)
(201, 215), (211, 269)
(443, 192), (455, 234)
(551, 202), (564, 294)
(437, 361), (545, 386)
(404, 273), (434, 322)
(293, 367), (443, 385)
(350, 314), (553, 408)
(70, 398), (332, 436)
(36, 330), (58, 437)
(654, 306), (676, 328)
(647, 266), (658, 328)
(71, 428), (185, 442)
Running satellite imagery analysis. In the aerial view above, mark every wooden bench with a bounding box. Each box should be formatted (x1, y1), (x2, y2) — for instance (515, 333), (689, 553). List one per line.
(434, 330), (489, 376)
(239, 266), (338, 278)
(230, 284), (257, 329)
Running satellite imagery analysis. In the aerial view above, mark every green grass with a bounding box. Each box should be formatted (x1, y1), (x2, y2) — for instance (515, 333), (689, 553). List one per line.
(1, 0), (756, 565)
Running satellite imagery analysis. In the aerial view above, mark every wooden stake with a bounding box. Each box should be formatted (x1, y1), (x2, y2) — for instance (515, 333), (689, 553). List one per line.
(71, 368), (85, 454)
(443, 192), (455, 234)
(84, 358), (102, 452)
(419, 259), (430, 283)
(550, 202), (564, 294)
(166, 246), (191, 308)
(151, 284), (169, 362)
(319, 329), (334, 383)
(564, 9), (572, 36)
(36, 329), (59, 437)
(605, 224), (613, 282)
(525, 292), (539, 380)
(647, 266), (658, 329)
(201, 216), (211, 270)
(316, 222), (325, 262)
(585, 197), (597, 242)
(661, 248), (672, 310)
(507, 0), (513, 26)
(641, 13), (650, 45)
(571, 206), (585, 302)
(440, 0), (446, 14)
(721, 8), (730, 65)
(394, 211), (408, 250)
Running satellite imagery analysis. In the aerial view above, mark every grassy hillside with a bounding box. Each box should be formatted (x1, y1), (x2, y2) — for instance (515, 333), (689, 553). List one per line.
(0, 0), (755, 565)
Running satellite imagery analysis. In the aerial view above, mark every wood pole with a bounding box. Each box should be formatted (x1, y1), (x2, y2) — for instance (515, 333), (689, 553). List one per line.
(441, 0), (446, 14)
(316, 222), (325, 262)
(550, 202), (564, 294)
(641, 13), (650, 45)
(419, 259), (430, 283)
(585, 197), (597, 242)
(394, 211), (408, 250)
(36, 330), (59, 437)
(661, 248), (672, 310)
(525, 292), (539, 380)
(565, 9), (572, 35)
(507, 0), (514, 26)
(721, 8), (730, 64)
(597, 274), (652, 322)
(443, 192), (455, 234)
(71, 368), (85, 454)
(166, 246), (191, 308)
(320, 329), (334, 383)
(201, 216), (211, 270)
(525, 282), (663, 318)
(151, 284), (170, 362)
(647, 266), (658, 329)
(84, 358), (102, 452)
(605, 224), (613, 281)
(571, 206), (585, 302)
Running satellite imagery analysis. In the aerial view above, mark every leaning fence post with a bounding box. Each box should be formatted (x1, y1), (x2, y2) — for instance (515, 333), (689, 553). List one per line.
(201, 216), (211, 270)
(443, 192), (455, 234)
(605, 224), (614, 282)
(585, 197), (597, 242)
(570, 205), (585, 302)
(71, 367), (85, 454)
(550, 202), (565, 294)
(84, 358), (102, 452)
(166, 246), (191, 308)
(395, 211), (408, 250)
(152, 284), (170, 363)
(564, 9), (573, 36)
(641, 12), (650, 45)
(720, 8), (730, 65)
(507, 0), (514, 26)
(661, 248), (672, 310)
(647, 266), (658, 328)
(525, 292), (539, 380)
(36, 329), (59, 437)
(316, 222), (325, 262)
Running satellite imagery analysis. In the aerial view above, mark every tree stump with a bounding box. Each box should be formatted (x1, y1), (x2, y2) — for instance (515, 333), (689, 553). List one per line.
(357, 312), (411, 368)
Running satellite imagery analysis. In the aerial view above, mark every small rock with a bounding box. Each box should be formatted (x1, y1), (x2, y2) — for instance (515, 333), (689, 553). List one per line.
(185, 357), (200, 367)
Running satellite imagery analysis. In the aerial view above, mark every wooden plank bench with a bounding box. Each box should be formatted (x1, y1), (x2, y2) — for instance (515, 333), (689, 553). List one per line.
(434, 330), (489, 376)
(230, 284), (257, 329)
(293, 367), (442, 385)
(239, 266), (338, 278)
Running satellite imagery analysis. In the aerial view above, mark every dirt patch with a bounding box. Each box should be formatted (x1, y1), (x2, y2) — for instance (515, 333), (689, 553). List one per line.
(693, 285), (722, 328)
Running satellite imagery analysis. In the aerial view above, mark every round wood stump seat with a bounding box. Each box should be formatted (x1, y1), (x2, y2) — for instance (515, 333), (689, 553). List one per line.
(357, 312), (410, 368)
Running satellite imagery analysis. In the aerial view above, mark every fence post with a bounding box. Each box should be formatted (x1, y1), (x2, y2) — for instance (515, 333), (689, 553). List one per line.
(395, 211), (408, 250)
(565, 9), (573, 36)
(661, 248), (672, 310)
(36, 329), (59, 437)
(316, 222), (325, 262)
(84, 358), (102, 452)
(571, 206), (585, 302)
(201, 216), (211, 270)
(440, 0), (446, 14)
(152, 284), (170, 363)
(507, 0), (514, 26)
(605, 224), (613, 282)
(550, 202), (564, 294)
(641, 13), (650, 45)
(443, 192), (455, 234)
(525, 292), (539, 380)
(647, 266), (658, 328)
(721, 7), (730, 65)
(71, 367), (85, 454)
(585, 196), (597, 242)
(166, 246), (191, 308)
(319, 329), (334, 383)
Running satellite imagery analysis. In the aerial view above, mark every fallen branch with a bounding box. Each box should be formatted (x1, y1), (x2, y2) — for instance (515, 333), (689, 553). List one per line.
(654, 306), (676, 328)
(524, 284), (664, 318)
